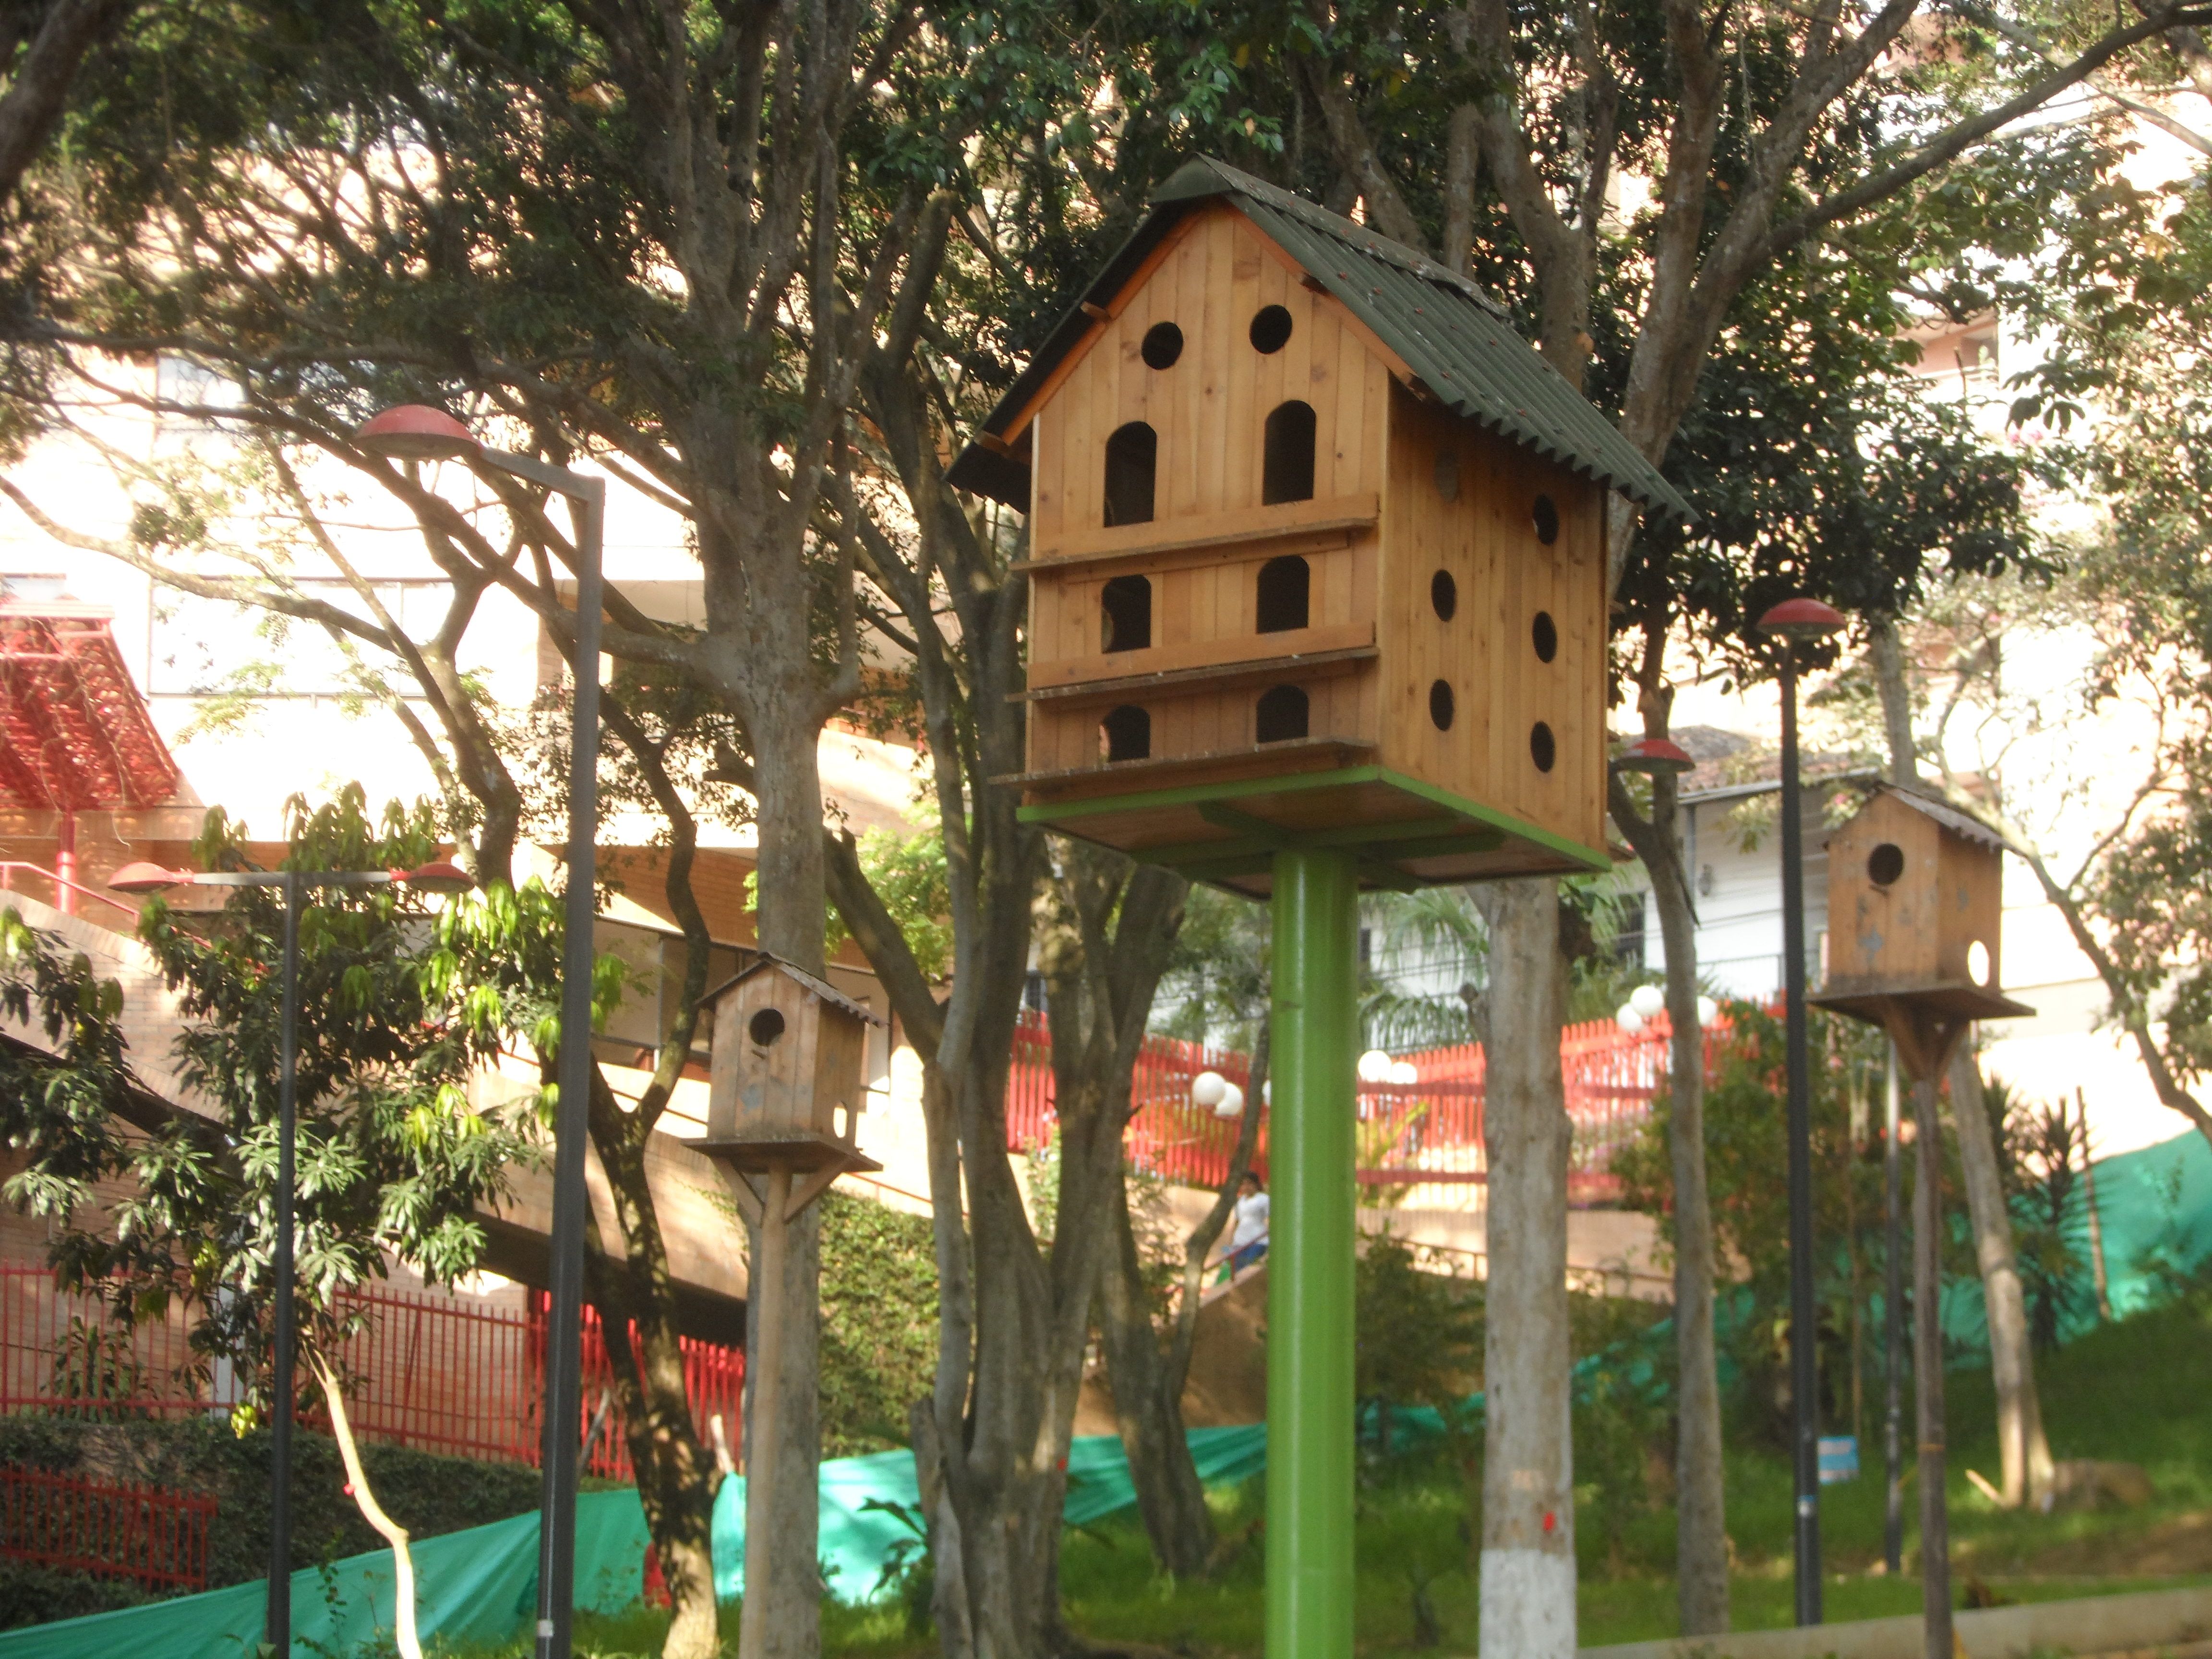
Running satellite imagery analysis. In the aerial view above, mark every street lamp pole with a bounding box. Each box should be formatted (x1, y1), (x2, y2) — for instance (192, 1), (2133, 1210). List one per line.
(110, 858), (474, 1653)
(1756, 596), (1845, 1629)
(354, 405), (605, 1659)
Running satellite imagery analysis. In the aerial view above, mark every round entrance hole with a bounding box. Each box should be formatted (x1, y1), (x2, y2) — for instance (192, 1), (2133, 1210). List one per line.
(748, 1007), (787, 1047)
(1967, 940), (1993, 986)
(1141, 322), (1184, 370)
(1530, 721), (1556, 773)
(1429, 679), (1455, 732)
(1250, 304), (1293, 354)
(1431, 569), (1457, 621)
(1532, 494), (1560, 545)
(1867, 842), (1905, 888)
(1532, 611), (1558, 662)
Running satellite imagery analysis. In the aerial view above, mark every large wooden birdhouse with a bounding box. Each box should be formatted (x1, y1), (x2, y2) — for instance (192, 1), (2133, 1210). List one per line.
(1813, 785), (2032, 1075)
(950, 159), (1689, 896)
(698, 956), (883, 1184)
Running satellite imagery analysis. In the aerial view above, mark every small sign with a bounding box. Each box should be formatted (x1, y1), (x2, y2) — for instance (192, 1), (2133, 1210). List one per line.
(1817, 1435), (1859, 1484)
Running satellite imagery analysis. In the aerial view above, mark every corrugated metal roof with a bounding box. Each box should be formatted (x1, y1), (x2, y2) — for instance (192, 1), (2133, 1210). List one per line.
(1884, 784), (2012, 852)
(949, 157), (1689, 520)
(704, 954), (885, 1026)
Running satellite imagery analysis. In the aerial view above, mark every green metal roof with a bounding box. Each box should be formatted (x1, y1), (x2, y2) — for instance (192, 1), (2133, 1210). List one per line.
(949, 157), (1690, 520)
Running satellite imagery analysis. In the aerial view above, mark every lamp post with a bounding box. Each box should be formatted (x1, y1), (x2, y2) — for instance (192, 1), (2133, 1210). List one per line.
(109, 858), (474, 1654)
(1755, 596), (1846, 1627)
(354, 405), (605, 1659)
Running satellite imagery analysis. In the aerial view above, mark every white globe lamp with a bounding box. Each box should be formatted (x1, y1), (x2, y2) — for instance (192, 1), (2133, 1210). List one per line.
(1190, 1070), (1228, 1110)
(1214, 1083), (1246, 1119)
(1615, 1004), (1646, 1035)
(1697, 995), (1720, 1029)
(1357, 1048), (1394, 1084)
(1388, 1060), (1419, 1086)
(1630, 984), (1666, 1020)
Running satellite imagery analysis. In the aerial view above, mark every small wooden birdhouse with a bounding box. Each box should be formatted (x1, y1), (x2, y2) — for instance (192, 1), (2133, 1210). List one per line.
(950, 158), (1689, 896)
(698, 956), (884, 1178)
(1815, 785), (2031, 1027)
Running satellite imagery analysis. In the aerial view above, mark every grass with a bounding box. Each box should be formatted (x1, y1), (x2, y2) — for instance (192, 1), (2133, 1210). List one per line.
(476, 1289), (2212, 1656)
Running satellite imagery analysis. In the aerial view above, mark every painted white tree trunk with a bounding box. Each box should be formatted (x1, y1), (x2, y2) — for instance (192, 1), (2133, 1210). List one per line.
(1476, 877), (1577, 1659)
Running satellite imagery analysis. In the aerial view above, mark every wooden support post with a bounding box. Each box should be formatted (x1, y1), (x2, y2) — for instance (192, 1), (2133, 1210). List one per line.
(1912, 1071), (1951, 1659)
(738, 1167), (793, 1659)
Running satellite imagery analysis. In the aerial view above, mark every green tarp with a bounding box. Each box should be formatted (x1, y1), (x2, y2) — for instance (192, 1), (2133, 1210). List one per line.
(0, 1487), (648, 1658)
(5, 1130), (2204, 1654)
(710, 1422), (1270, 1602)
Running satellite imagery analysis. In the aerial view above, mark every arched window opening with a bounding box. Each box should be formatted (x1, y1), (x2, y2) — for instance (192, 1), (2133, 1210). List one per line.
(1255, 684), (1310, 745)
(1104, 422), (1157, 527)
(1262, 401), (1317, 505)
(1255, 555), (1310, 634)
(1101, 705), (1151, 763)
(1100, 575), (1153, 653)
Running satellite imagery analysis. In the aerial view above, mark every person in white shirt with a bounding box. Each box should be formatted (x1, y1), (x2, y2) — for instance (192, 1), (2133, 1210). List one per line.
(1226, 1173), (1270, 1274)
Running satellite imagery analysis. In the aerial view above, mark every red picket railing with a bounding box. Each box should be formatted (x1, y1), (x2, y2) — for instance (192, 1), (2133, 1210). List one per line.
(1008, 1006), (1746, 1203)
(0, 1266), (743, 1483)
(540, 1295), (746, 1482)
(0, 1467), (216, 1591)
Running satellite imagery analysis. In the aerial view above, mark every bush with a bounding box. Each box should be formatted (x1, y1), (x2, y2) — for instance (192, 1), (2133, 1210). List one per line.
(0, 1413), (541, 1590)
(0, 1559), (147, 1630)
(817, 1191), (940, 1458)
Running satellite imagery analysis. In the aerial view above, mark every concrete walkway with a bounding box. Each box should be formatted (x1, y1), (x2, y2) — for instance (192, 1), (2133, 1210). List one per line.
(1582, 1584), (2212, 1659)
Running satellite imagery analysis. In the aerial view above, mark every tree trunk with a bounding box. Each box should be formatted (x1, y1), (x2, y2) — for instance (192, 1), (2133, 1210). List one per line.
(1474, 877), (1576, 1659)
(1912, 1070), (1952, 1659)
(1609, 743), (1729, 1635)
(1641, 815), (1729, 1633)
(1095, 1180), (1215, 1576)
(1097, 1028), (1266, 1579)
(1946, 1045), (2054, 1508)
(591, 1090), (721, 1659)
(313, 1359), (421, 1659)
(737, 700), (832, 1659)
(1868, 612), (1919, 786)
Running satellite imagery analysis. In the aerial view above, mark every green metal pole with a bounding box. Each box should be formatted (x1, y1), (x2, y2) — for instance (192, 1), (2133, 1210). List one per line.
(1267, 846), (1359, 1659)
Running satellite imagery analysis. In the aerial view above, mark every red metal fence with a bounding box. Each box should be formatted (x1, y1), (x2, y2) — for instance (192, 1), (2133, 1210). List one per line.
(0, 1267), (742, 1483)
(1007, 1007), (1740, 1203)
(0, 1466), (216, 1591)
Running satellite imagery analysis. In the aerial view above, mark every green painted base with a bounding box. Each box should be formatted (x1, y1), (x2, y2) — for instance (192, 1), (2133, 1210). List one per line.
(1016, 763), (1606, 895)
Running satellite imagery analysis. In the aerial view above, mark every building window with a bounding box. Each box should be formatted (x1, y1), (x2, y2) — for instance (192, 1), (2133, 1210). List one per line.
(1104, 421), (1157, 527)
(1100, 574), (1152, 653)
(1613, 892), (1647, 970)
(1255, 684), (1309, 744)
(1255, 555), (1310, 633)
(1101, 704), (1150, 762)
(1262, 401), (1316, 505)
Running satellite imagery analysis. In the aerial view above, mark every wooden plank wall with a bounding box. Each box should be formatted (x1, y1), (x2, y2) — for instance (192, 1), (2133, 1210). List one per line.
(1024, 207), (1389, 775)
(1828, 798), (1931, 985)
(1381, 387), (1606, 853)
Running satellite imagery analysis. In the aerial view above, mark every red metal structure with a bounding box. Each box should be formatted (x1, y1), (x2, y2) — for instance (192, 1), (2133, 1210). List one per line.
(0, 1267), (744, 1483)
(0, 1466), (216, 1591)
(0, 602), (180, 913)
(1004, 1004), (1749, 1202)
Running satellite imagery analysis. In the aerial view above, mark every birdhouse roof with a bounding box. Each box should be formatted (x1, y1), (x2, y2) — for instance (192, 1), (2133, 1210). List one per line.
(1849, 783), (2013, 853)
(703, 954), (885, 1026)
(949, 156), (1691, 521)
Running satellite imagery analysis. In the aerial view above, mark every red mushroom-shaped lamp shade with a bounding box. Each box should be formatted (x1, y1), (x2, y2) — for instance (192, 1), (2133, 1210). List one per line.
(108, 862), (191, 895)
(1614, 736), (1696, 776)
(1756, 597), (1847, 641)
(355, 405), (481, 462)
(400, 859), (475, 895)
